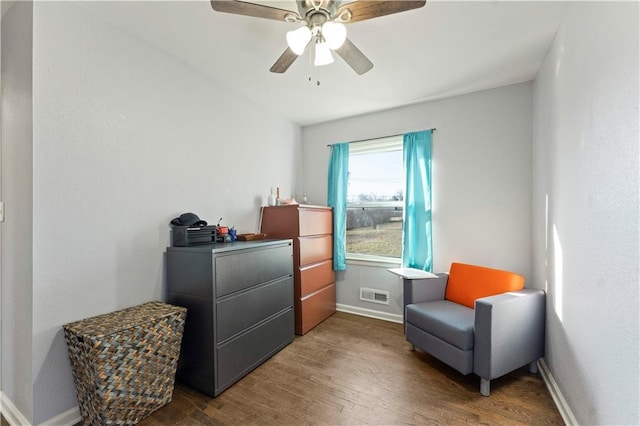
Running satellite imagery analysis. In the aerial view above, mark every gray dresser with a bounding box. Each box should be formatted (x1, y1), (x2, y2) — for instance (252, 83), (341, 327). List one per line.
(166, 239), (294, 396)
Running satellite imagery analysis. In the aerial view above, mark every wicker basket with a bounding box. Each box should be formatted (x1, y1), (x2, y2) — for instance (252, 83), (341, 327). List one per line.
(63, 301), (187, 425)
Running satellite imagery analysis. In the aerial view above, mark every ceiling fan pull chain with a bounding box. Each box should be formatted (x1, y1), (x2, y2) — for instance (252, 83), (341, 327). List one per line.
(308, 41), (313, 83)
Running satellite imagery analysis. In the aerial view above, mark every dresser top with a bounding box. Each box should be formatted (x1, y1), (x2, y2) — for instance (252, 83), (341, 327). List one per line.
(167, 239), (292, 253)
(263, 204), (332, 211)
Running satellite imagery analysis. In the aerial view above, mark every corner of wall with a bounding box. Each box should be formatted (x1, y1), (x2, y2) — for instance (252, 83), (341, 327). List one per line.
(537, 359), (579, 426)
(1, 392), (30, 426)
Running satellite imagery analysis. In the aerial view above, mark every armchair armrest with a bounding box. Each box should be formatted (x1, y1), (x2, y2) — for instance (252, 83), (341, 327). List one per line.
(403, 273), (448, 306)
(473, 289), (545, 381)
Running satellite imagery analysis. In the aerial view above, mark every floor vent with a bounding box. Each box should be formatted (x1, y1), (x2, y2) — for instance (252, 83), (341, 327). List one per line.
(359, 287), (390, 305)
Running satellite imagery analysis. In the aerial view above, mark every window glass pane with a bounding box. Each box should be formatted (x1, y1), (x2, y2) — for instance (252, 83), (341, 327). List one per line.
(346, 207), (403, 258)
(348, 149), (403, 203)
(346, 138), (403, 259)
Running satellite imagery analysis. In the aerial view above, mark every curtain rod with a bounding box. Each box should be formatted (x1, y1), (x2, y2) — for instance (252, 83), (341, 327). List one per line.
(326, 128), (437, 147)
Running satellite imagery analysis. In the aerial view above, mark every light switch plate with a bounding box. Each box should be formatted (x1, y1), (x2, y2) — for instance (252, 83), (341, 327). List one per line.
(0, 201), (4, 222)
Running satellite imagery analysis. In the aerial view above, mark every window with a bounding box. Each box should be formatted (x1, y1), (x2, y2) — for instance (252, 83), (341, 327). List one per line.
(346, 136), (403, 261)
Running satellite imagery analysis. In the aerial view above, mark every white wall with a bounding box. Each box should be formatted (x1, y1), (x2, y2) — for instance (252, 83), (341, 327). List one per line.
(27, 2), (300, 423)
(532, 2), (639, 424)
(1, 1), (34, 421)
(302, 83), (533, 315)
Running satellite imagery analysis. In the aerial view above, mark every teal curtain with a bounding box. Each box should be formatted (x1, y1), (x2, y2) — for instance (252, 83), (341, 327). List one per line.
(402, 130), (433, 271)
(327, 143), (349, 271)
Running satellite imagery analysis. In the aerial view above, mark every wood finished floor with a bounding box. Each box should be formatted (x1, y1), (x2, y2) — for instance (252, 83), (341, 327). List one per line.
(140, 311), (561, 425)
(140, 312), (563, 426)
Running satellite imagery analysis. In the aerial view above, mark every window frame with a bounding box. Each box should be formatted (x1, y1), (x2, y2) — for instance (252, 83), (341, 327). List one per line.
(345, 136), (404, 263)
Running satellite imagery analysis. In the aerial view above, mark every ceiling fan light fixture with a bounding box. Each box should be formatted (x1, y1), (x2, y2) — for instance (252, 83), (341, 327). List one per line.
(322, 21), (346, 50)
(314, 41), (334, 66)
(286, 26), (312, 55)
(211, 0), (427, 76)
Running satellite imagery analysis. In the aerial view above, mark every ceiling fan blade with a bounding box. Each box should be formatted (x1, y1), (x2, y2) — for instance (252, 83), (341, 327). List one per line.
(338, 1), (426, 23)
(270, 47), (299, 73)
(335, 38), (373, 75)
(210, 0), (296, 21)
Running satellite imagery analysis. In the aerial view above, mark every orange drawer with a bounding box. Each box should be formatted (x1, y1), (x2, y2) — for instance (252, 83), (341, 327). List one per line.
(299, 235), (332, 266)
(298, 283), (336, 335)
(300, 260), (335, 297)
(299, 208), (332, 237)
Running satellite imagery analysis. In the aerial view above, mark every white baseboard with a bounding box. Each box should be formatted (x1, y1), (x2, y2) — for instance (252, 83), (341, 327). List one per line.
(538, 358), (579, 425)
(39, 406), (81, 426)
(336, 303), (403, 324)
(0, 391), (80, 426)
(0, 391), (30, 426)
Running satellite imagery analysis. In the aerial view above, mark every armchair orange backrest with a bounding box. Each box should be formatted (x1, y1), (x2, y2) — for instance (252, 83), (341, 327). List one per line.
(445, 262), (525, 309)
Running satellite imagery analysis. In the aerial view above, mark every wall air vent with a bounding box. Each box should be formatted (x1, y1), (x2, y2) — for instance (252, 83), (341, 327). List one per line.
(359, 287), (390, 305)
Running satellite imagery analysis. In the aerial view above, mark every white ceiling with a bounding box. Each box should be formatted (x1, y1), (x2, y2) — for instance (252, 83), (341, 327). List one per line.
(78, 0), (567, 126)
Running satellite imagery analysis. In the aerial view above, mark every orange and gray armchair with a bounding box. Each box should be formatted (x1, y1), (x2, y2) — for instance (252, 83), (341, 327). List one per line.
(398, 263), (545, 396)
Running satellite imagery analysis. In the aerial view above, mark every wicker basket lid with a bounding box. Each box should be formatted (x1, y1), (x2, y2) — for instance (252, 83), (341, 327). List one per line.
(63, 301), (186, 338)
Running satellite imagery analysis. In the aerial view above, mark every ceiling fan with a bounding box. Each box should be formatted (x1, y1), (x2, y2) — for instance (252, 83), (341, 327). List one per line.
(210, 0), (426, 75)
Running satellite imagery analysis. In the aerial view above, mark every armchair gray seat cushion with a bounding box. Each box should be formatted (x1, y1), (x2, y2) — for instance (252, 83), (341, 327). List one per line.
(405, 301), (474, 351)
(401, 263), (545, 396)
